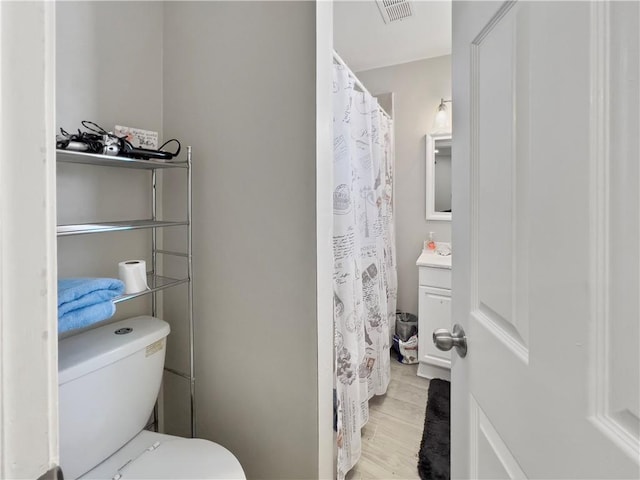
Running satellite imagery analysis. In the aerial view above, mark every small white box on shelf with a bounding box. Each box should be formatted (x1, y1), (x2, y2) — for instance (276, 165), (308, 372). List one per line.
(114, 125), (158, 149)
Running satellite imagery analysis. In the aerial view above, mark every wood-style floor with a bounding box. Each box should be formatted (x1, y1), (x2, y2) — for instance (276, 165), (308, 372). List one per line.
(346, 353), (430, 479)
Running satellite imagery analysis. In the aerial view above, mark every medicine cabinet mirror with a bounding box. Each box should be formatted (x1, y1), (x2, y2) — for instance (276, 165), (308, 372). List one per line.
(426, 133), (452, 221)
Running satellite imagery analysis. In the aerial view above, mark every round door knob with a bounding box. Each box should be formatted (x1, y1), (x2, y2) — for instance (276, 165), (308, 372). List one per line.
(432, 324), (467, 357)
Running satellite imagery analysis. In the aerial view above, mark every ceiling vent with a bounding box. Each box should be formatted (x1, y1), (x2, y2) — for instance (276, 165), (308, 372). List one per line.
(376, 0), (414, 24)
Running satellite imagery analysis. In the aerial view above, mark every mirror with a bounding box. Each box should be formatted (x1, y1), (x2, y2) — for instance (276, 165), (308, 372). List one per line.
(425, 133), (452, 221)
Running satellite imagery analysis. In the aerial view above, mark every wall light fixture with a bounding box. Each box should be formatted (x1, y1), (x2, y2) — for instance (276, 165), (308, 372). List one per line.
(433, 98), (452, 133)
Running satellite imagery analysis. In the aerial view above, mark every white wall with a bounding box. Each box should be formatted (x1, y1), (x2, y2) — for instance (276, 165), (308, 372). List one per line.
(357, 55), (452, 315)
(56, 3), (324, 477)
(162, 2), (319, 478)
(56, 2), (164, 325)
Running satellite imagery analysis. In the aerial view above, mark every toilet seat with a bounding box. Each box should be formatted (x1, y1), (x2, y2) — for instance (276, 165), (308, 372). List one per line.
(80, 430), (245, 479)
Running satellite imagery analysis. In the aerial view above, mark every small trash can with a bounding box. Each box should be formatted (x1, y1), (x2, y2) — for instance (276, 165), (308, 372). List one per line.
(393, 312), (419, 364)
(393, 334), (418, 364)
(395, 312), (418, 342)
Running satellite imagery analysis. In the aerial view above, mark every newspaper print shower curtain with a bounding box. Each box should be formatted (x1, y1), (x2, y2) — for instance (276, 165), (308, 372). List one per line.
(333, 63), (397, 479)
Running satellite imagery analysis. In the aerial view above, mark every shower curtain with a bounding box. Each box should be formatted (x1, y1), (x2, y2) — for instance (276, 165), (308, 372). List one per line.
(333, 63), (397, 479)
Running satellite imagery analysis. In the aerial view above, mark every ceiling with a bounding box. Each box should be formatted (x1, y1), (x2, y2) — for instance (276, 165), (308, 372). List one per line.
(333, 0), (452, 72)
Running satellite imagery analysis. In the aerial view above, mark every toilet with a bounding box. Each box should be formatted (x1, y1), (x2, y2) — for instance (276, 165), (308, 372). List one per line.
(58, 315), (245, 479)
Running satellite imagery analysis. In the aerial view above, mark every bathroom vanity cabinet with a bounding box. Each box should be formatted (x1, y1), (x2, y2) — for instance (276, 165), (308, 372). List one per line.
(416, 249), (452, 380)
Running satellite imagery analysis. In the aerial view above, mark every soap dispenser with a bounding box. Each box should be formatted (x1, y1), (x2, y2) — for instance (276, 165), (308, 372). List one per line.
(427, 232), (436, 252)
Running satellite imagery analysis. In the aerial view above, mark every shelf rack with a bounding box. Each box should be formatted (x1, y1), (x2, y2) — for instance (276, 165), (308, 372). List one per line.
(57, 219), (189, 236)
(56, 149), (188, 169)
(56, 148), (196, 438)
(112, 274), (189, 304)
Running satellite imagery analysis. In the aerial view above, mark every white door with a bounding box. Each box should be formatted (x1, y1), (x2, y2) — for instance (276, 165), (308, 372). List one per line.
(451, 1), (640, 478)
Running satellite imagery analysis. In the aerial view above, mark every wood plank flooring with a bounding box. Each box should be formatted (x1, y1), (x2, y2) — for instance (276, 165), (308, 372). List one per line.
(346, 353), (430, 479)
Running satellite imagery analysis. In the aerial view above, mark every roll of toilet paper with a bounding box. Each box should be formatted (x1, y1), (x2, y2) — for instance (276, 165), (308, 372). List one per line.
(118, 260), (149, 294)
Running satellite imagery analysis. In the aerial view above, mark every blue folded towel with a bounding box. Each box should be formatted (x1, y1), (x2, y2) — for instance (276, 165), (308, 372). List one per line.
(58, 278), (125, 333)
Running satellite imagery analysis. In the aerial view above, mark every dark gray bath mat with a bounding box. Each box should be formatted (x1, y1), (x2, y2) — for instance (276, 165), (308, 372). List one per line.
(418, 378), (450, 480)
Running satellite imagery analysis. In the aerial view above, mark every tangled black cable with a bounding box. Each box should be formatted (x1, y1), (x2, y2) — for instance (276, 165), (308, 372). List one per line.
(157, 138), (181, 157)
(56, 126), (109, 153)
(57, 121), (181, 160)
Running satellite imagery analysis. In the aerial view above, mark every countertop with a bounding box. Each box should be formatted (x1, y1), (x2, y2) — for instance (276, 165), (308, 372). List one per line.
(416, 247), (452, 269)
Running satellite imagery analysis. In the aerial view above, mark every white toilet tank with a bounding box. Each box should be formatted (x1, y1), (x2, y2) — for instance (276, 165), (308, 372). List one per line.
(58, 316), (170, 480)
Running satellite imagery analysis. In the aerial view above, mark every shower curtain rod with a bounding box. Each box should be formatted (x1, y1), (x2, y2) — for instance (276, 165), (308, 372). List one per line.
(333, 50), (392, 120)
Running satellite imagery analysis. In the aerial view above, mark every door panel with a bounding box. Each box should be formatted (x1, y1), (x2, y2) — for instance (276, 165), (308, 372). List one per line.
(453, 1), (640, 478)
(473, 0), (530, 360)
(418, 286), (451, 366)
(470, 395), (526, 480)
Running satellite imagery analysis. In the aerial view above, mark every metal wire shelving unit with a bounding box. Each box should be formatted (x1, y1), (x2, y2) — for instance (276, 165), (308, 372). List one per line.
(56, 147), (196, 438)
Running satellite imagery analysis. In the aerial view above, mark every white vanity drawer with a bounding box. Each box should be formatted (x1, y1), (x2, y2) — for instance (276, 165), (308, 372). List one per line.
(418, 266), (451, 289)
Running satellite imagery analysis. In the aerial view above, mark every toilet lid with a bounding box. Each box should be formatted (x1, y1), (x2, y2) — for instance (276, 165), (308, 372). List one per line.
(81, 431), (245, 479)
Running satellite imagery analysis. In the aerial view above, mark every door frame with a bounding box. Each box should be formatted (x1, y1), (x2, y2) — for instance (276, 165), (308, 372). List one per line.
(0, 1), (58, 478)
(316, 1), (335, 478)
